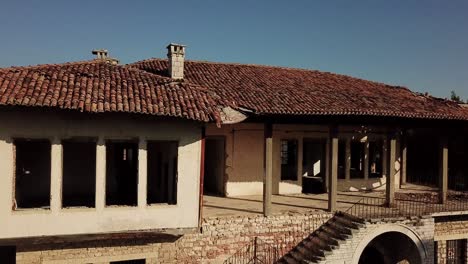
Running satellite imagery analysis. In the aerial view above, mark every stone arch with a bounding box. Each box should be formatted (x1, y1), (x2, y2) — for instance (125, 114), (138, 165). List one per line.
(351, 223), (427, 264)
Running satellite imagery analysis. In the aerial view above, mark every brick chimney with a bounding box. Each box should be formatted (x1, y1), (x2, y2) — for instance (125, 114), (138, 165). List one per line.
(167, 43), (186, 79)
(92, 49), (119, 65)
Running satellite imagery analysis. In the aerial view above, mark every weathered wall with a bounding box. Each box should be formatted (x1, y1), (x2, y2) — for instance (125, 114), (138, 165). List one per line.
(0, 110), (202, 239)
(206, 123), (401, 196)
(15, 212), (332, 264)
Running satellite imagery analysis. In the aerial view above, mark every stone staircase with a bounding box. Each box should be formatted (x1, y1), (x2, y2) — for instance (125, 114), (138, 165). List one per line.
(276, 212), (365, 264)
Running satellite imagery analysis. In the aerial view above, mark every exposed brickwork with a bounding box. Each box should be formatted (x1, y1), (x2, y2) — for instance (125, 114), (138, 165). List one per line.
(15, 212), (331, 264)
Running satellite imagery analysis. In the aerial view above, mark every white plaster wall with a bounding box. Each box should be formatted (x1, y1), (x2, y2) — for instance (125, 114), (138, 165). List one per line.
(0, 110), (202, 239)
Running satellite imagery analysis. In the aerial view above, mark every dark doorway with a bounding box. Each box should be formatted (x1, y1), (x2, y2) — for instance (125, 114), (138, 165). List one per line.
(62, 139), (96, 208)
(0, 246), (15, 264)
(204, 137), (225, 195)
(359, 246), (384, 264)
(106, 141), (138, 206)
(147, 141), (178, 204)
(407, 133), (438, 186)
(359, 231), (421, 264)
(302, 139), (326, 193)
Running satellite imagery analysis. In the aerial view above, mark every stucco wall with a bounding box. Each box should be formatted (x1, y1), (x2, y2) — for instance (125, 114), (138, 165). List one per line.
(207, 123), (401, 196)
(0, 109), (202, 239)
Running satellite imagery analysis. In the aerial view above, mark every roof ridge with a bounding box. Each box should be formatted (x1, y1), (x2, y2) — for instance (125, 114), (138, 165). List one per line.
(129, 57), (409, 90)
(0, 59), (107, 72)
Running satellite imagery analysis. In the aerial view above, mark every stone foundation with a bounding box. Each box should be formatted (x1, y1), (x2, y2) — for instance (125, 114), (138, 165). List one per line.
(15, 212), (331, 264)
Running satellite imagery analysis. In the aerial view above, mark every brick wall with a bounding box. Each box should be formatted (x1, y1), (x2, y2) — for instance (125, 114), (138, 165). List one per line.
(318, 217), (435, 264)
(16, 212), (331, 264)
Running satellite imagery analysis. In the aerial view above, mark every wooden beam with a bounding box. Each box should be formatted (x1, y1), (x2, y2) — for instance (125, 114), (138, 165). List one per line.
(263, 122), (273, 216)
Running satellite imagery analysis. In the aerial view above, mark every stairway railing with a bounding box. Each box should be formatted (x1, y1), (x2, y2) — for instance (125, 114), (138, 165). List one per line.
(223, 237), (280, 264)
(346, 190), (468, 219)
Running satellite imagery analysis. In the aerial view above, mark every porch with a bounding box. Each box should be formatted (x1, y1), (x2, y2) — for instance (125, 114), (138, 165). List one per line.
(203, 183), (468, 219)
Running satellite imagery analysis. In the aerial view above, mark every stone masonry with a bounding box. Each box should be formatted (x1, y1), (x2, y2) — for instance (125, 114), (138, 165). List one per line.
(16, 212), (331, 264)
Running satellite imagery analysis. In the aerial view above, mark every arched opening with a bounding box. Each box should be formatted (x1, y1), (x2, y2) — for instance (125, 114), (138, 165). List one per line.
(359, 231), (422, 264)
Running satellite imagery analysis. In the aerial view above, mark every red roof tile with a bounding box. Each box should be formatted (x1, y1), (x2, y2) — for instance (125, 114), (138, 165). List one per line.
(129, 59), (468, 121)
(0, 60), (223, 123)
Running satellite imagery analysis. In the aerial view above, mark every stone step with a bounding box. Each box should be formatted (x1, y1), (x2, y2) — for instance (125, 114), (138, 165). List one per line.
(333, 215), (363, 230)
(326, 221), (354, 236)
(282, 254), (301, 264)
(296, 243), (326, 260)
(315, 230), (339, 246)
(336, 211), (366, 224)
(320, 225), (351, 240)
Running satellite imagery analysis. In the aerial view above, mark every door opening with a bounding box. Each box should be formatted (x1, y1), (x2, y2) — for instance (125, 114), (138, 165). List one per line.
(204, 137), (225, 196)
(302, 138), (327, 194)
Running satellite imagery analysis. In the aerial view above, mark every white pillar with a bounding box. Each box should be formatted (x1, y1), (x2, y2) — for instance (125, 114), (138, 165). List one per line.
(50, 138), (62, 213)
(96, 138), (106, 211)
(439, 138), (448, 204)
(138, 139), (147, 208)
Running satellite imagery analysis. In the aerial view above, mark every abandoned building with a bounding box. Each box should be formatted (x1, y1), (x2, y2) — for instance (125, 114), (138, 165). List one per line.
(0, 44), (467, 263)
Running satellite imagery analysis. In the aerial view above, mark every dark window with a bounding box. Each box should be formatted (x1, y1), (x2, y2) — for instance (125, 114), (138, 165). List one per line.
(106, 141), (138, 206)
(281, 139), (298, 181)
(350, 141), (364, 179)
(111, 260), (145, 264)
(147, 141), (178, 204)
(62, 139), (96, 207)
(14, 139), (51, 209)
(368, 141), (383, 178)
(447, 239), (467, 264)
(0, 246), (15, 264)
(338, 140), (346, 179)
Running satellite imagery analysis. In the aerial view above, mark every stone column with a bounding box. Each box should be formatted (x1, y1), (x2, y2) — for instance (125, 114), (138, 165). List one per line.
(50, 138), (62, 212)
(439, 138), (449, 204)
(386, 135), (397, 207)
(364, 140), (370, 180)
(263, 123), (273, 216)
(96, 138), (106, 211)
(328, 127), (339, 212)
(345, 138), (351, 181)
(138, 139), (147, 208)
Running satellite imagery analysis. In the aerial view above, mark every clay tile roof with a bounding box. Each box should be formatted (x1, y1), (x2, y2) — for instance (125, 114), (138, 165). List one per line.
(0, 60), (223, 123)
(129, 59), (468, 121)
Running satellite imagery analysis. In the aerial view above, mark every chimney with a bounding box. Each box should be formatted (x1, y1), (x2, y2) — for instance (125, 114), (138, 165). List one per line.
(92, 49), (119, 65)
(167, 43), (186, 79)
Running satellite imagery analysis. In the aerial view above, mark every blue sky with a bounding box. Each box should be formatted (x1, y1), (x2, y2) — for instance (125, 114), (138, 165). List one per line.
(1, 0), (467, 99)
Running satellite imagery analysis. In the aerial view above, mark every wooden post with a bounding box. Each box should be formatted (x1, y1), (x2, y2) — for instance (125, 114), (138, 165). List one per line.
(345, 138), (351, 181)
(328, 126), (338, 212)
(439, 137), (448, 204)
(364, 140), (370, 180)
(401, 134), (407, 186)
(263, 123), (273, 216)
(325, 138), (330, 190)
(386, 135), (397, 207)
(198, 127), (206, 226)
